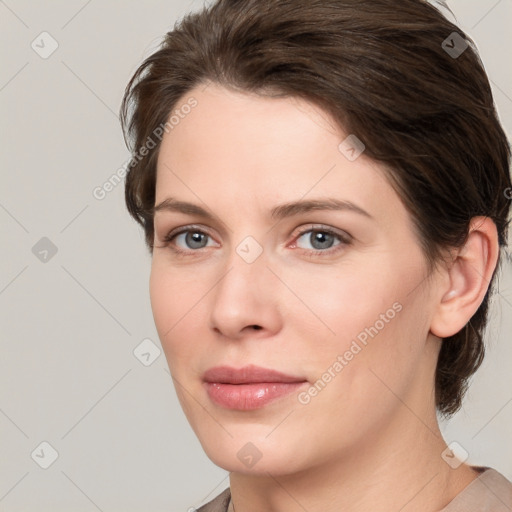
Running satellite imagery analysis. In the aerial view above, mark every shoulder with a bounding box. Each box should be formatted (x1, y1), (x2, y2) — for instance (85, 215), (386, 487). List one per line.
(193, 470), (512, 511)
(440, 467), (512, 511)
(196, 487), (231, 512)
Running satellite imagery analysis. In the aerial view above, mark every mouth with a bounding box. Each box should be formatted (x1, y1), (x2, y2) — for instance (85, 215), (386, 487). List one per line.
(202, 364), (308, 410)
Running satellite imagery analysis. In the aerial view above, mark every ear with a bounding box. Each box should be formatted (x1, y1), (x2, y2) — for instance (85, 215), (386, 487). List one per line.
(430, 217), (500, 338)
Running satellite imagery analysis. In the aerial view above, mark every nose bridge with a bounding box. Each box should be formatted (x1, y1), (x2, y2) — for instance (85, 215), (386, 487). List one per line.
(214, 239), (267, 311)
(209, 236), (280, 336)
(219, 233), (268, 291)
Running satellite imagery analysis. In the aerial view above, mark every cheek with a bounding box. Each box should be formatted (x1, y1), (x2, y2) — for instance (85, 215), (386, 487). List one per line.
(278, 259), (403, 347)
(292, 291), (428, 444)
(149, 263), (174, 338)
(149, 262), (201, 361)
(279, 256), (429, 388)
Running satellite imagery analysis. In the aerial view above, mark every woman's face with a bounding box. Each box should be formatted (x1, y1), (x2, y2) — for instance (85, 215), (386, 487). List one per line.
(150, 83), (442, 474)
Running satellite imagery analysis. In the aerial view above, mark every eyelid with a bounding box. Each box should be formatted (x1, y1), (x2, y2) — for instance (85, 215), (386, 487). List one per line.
(158, 222), (352, 255)
(156, 224), (219, 254)
(162, 224), (216, 242)
(289, 224), (352, 246)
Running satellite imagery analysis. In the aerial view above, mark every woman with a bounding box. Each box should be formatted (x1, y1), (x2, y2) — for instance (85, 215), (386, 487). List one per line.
(120, 0), (512, 510)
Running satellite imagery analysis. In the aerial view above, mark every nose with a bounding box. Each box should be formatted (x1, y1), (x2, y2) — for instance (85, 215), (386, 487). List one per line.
(209, 247), (282, 340)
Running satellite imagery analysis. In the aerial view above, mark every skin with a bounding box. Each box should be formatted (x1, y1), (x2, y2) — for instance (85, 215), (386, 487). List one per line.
(150, 82), (499, 512)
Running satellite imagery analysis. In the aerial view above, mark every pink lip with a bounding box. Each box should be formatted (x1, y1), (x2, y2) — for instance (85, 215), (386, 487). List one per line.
(203, 365), (308, 410)
(203, 364), (306, 384)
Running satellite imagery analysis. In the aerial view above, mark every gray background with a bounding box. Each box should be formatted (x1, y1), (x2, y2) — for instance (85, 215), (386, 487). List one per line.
(0, 0), (511, 510)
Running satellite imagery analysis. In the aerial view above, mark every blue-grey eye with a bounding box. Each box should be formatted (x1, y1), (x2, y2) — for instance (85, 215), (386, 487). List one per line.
(296, 230), (341, 250)
(175, 231), (211, 249)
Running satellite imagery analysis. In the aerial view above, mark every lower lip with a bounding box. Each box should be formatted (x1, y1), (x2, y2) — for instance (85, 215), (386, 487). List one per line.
(204, 381), (307, 410)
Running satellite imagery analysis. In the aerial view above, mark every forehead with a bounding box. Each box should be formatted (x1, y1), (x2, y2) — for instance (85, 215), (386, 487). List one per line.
(154, 83), (399, 221)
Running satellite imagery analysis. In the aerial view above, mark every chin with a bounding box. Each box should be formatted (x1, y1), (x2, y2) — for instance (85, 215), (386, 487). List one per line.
(208, 449), (301, 476)
(197, 431), (313, 476)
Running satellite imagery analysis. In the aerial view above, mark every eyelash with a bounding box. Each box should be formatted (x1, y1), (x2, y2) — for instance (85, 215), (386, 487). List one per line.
(160, 224), (352, 258)
(289, 226), (351, 257)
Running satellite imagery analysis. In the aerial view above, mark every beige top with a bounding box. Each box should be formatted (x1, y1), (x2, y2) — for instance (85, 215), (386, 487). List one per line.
(197, 467), (512, 512)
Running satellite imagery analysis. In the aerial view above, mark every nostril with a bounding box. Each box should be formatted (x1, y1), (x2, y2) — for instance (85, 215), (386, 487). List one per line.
(251, 325), (263, 330)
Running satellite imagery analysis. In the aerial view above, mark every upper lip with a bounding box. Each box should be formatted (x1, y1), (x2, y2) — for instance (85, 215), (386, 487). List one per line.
(203, 365), (307, 384)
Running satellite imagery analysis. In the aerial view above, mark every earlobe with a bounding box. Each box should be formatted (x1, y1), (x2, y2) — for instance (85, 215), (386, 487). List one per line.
(430, 217), (499, 339)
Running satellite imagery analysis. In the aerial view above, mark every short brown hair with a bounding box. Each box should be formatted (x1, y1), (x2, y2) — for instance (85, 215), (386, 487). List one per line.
(120, 0), (511, 416)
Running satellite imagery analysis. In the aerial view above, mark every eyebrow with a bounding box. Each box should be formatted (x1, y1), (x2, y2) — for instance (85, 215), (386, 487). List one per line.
(153, 197), (373, 221)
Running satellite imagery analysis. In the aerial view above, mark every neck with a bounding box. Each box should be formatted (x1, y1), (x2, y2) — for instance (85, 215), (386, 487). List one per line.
(228, 407), (478, 512)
